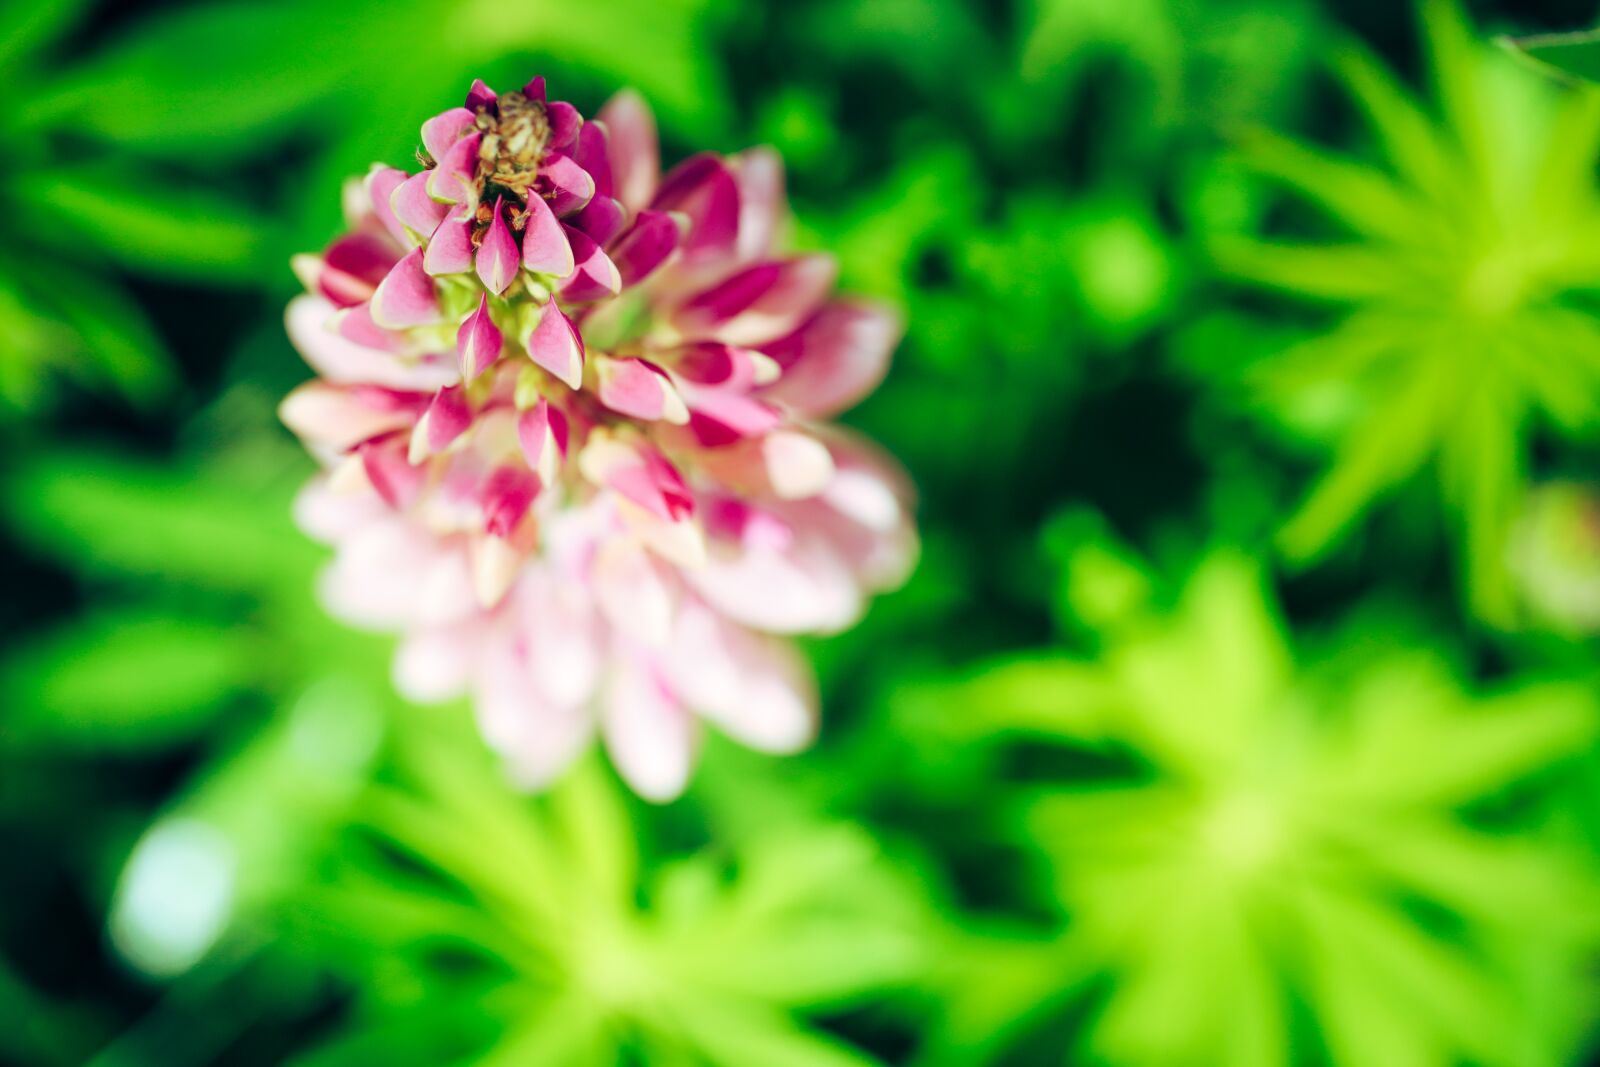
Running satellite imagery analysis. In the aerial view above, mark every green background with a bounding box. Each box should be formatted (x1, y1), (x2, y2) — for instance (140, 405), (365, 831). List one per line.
(4, 0), (1600, 1063)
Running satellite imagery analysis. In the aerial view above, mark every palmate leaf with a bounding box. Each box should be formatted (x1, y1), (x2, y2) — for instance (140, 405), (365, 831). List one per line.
(300, 716), (927, 1067)
(1502, 30), (1600, 87)
(908, 536), (1600, 1067)
(1215, 0), (1600, 625)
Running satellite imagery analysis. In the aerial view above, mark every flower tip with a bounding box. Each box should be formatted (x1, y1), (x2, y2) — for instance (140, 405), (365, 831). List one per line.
(457, 295), (504, 380)
(476, 198), (521, 296)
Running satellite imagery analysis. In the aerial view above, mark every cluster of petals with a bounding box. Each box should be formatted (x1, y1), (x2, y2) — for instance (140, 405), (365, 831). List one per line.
(281, 76), (915, 800)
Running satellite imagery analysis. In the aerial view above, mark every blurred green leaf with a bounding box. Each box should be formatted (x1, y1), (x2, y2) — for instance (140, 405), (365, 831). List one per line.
(1, 611), (253, 750)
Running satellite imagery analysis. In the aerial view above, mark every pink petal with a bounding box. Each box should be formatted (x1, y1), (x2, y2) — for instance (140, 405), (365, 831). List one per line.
(465, 78), (497, 111)
(684, 388), (783, 446)
(422, 210), (474, 275)
(475, 639), (594, 791)
(619, 449), (694, 522)
(393, 626), (477, 703)
(592, 537), (677, 645)
(609, 210), (681, 287)
(392, 171), (450, 243)
(602, 657), (695, 803)
(573, 194), (626, 246)
(516, 399), (568, 483)
(364, 166), (410, 246)
(520, 194), (575, 278)
(468, 532), (524, 608)
(651, 153), (740, 262)
(369, 248), (442, 328)
(535, 152), (596, 217)
(408, 384), (471, 462)
(545, 100), (581, 151)
(671, 341), (776, 388)
(333, 302), (407, 354)
(667, 605), (816, 753)
(456, 295), (503, 380)
(480, 465), (540, 537)
(690, 529), (862, 635)
(422, 106), (478, 163)
(525, 302), (585, 389)
(358, 436), (427, 510)
(279, 382), (411, 450)
(598, 89), (659, 213)
(760, 300), (902, 418)
(513, 572), (602, 709)
(595, 357), (688, 423)
(522, 76), (546, 102)
(319, 516), (475, 628)
(731, 147), (785, 263)
(695, 429), (835, 500)
(671, 255), (837, 345)
(316, 233), (397, 306)
(559, 225), (622, 302)
(287, 296), (457, 391)
(475, 198), (521, 295)
(428, 132), (482, 205)
(574, 120), (614, 198)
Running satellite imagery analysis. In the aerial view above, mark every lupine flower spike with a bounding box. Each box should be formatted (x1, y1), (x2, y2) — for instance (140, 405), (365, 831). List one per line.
(281, 77), (915, 800)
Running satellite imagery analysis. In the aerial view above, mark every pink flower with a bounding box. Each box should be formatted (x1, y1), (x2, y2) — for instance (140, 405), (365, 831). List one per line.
(281, 78), (914, 800)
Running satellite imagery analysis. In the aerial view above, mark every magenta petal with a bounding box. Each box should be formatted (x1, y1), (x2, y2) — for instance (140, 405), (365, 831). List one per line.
(428, 132), (482, 205)
(535, 153), (595, 216)
(523, 75), (547, 101)
(607, 445), (693, 522)
(526, 303), (585, 389)
(516, 398), (569, 481)
(685, 390), (783, 446)
(359, 437), (425, 509)
(521, 194), (575, 277)
(516, 398), (552, 472)
(476, 198), (521, 295)
(671, 254), (837, 345)
(560, 225), (622, 302)
(392, 171), (449, 242)
(465, 78), (498, 111)
(672, 341), (772, 388)
(409, 384), (472, 461)
(761, 300), (902, 417)
(732, 147), (785, 262)
(370, 248), (441, 328)
(545, 100), (581, 151)
(365, 167), (410, 246)
(334, 303), (408, 353)
(481, 466), (539, 537)
(595, 358), (688, 423)
(609, 210), (681, 287)
(423, 210), (474, 275)
(457, 295), (504, 379)
(574, 121), (614, 198)
(651, 153), (740, 260)
(573, 195), (626, 246)
(598, 90), (658, 212)
(316, 233), (396, 306)
(422, 106), (477, 162)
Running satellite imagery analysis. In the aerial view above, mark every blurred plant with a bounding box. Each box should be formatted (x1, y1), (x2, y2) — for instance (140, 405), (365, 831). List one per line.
(904, 533), (1599, 1067)
(1507, 481), (1600, 636)
(0, 0), (268, 412)
(0, 402), (404, 1061)
(1216, 0), (1600, 623)
(294, 722), (926, 1067)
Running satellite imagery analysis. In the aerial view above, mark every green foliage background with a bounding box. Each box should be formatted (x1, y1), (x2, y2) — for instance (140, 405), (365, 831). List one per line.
(4, 0), (1600, 1063)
